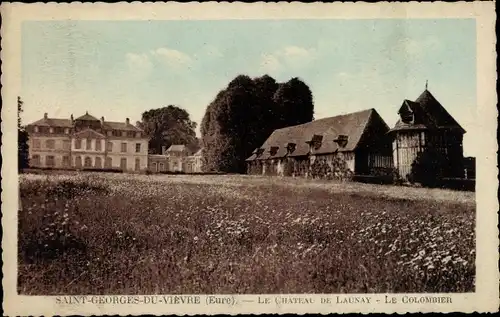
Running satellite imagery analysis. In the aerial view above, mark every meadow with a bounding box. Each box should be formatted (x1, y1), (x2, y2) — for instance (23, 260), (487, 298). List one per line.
(18, 172), (475, 294)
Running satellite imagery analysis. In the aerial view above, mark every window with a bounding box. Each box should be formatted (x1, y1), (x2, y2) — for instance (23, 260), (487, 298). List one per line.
(121, 142), (127, 153)
(34, 126), (39, 133)
(84, 157), (92, 167)
(106, 142), (113, 152)
(49, 127), (54, 133)
(31, 155), (40, 166)
(95, 140), (102, 151)
(46, 155), (55, 167)
(75, 156), (82, 168)
(135, 143), (141, 153)
(75, 139), (82, 149)
(62, 156), (70, 167)
(95, 157), (102, 168)
(120, 158), (127, 170)
(121, 131), (127, 137)
(135, 158), (140, 171)
(152, 162), (157, 172)
(86, 139), (92, 150)
(136, 132), (141, 138)
(33, 139), (41, 149)
(63, 140), (71, 150)
(107, 131), (113, 136)
(45, 139), (55, 149)
(64, 128), (70, 134)
(105, 157), (112, 168)
(159, 162), (165, 172)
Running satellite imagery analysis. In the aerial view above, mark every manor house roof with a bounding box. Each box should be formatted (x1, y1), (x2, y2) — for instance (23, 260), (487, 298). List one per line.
(28, 112), (143, 132)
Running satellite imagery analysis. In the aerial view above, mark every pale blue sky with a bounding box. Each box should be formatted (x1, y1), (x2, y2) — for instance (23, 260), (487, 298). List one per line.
(21, 19), (477, 155)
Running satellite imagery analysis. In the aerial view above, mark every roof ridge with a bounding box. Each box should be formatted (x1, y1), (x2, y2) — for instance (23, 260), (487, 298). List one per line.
(274, 108), (375, 132)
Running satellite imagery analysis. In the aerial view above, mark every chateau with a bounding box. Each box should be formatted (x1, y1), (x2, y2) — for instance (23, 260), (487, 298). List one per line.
(26, 112), (149, 172)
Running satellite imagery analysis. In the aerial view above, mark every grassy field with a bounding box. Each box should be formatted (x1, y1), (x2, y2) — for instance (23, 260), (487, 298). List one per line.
(18, 172), (475, 295)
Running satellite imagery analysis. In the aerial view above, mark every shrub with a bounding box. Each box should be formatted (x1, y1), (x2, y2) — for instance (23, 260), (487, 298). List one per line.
(409, 148), (446, 188)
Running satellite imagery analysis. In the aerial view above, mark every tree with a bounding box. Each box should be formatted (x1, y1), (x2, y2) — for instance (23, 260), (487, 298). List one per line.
(273, 77), (314, 127)
(201, 74), (315, 173)
(409, 148), (446, 188)
(138, 106), (197, 154)
(18, 96), (30, 171)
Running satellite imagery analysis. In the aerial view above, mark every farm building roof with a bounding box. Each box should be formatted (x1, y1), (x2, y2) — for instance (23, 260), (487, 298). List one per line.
(246, 108), (386, 161)
(390, 89), (466, 133)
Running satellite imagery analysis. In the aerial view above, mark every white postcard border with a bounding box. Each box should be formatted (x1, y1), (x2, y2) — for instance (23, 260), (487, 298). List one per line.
(1, 2), (498, 315)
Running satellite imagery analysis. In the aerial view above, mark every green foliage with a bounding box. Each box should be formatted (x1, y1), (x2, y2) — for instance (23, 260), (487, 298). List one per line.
(202, 75), (315, 173)
(273, 77), (315, 127)
(138, 105), (197, 154)
(410, 148), (446, 188)
(18, 96), (30, 171)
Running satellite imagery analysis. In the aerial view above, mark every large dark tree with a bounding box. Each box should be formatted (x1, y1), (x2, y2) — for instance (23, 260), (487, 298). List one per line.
(273, 77), (314, 127)
(138, 105), (197, 154)
(18, 96), (30, 171)
(201, 75), (315, 173)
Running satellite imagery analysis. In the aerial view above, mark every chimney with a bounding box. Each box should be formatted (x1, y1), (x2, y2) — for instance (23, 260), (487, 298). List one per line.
(161, 146), (166, 155)
(70, 114), (74, 124)
(126, 118), (130, 125)
(44, 113), (48, 119)
(101, 116), (105, 125)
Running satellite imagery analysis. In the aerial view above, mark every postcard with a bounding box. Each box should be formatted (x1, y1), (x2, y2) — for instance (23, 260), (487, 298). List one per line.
(1, 1), (498, 315)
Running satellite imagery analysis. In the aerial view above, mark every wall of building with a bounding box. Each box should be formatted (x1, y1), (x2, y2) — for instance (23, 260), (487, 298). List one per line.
(393, 130), (465, 180)
(29, 134), (149, 172)
(247, 152), (356, 180)
(29, 135), (72, 168)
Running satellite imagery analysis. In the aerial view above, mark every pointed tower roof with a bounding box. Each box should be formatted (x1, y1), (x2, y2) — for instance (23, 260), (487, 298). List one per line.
(390, 89), (466, 134)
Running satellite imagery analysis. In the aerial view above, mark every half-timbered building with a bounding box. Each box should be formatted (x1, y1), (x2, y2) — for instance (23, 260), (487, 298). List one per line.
(389, 88), (466, 180)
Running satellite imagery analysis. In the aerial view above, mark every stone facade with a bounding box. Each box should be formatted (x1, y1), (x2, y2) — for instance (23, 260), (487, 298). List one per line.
(26, 112), (149, 172)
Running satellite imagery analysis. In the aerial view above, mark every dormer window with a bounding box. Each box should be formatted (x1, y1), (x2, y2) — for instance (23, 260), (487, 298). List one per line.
(334, 135), (349, 148)
(307, 134), (323, 150)
(64, 128), (70, 134)
(399, 104), (414, 124)
(34, 126), (39, 133)
(269, 146), (279, 156)
(286, 142), (296, 154)
(49, 127), (54, 134)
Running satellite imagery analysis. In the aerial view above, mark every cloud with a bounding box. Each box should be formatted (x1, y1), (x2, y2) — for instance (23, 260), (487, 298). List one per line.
(125, 53), (152, 72)
(125, 53), (153, 79)
(392, 36), (442, 59)
(151, 47), (193, 69)
(259, 45), (317, 73)
(260, 53), (282, 73)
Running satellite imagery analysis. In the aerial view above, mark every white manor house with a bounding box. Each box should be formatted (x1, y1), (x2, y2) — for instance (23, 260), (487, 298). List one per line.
(26, 112), (203, 173)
